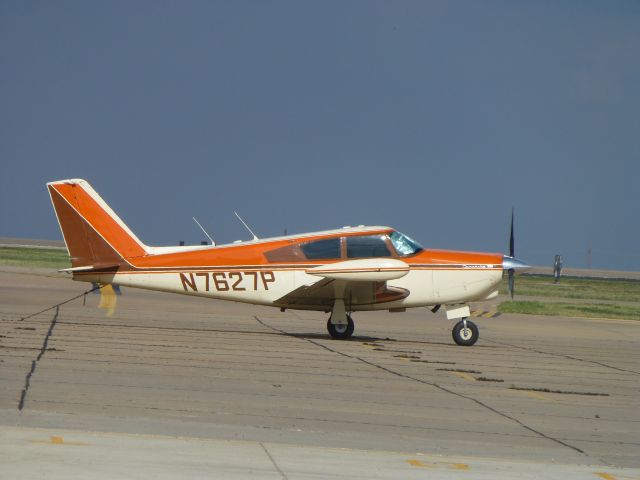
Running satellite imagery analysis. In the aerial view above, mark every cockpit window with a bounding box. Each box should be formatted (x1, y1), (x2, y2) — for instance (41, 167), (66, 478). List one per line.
(301, 238), (341, 260)
(346, 235), (391, 258)
(389, 231), (423, 256)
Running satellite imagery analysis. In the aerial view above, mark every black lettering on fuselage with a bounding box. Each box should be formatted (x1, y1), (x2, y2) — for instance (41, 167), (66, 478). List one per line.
(180, 272), (197, 291)
(195, 272), (210, 291)
(260, 271), (275, 290)
(179, 271), (276, 292)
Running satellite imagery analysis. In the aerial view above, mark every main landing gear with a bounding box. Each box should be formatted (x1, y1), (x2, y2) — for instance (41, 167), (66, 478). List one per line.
(327, 315), (354, 339)
(327, 298), (354, 339)
(452, 318), (479, 346)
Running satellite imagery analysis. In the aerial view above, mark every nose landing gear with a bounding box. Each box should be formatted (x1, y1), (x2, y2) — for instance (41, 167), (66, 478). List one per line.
(452, 318), (479, 346)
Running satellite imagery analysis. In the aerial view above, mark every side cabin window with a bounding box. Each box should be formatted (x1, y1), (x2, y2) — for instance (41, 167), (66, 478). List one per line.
(346, 235), (391, 258)
(301, 238), (341, 260)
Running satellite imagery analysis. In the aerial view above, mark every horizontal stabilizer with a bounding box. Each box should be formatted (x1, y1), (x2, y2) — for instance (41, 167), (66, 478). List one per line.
(59, 265), (120, 273)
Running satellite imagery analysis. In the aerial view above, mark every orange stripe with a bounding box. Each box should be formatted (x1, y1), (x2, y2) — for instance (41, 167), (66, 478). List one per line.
(129, 246), (502, 270)
(52, 183), (145, 258)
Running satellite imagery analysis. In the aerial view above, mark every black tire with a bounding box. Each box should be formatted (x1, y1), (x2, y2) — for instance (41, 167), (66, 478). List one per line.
(452, 319), (479, 346)
(327, 315), (354, 339)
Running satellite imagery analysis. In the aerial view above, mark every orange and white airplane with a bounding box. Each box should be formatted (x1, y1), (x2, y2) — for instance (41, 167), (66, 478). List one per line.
(47, 179), (530, 346)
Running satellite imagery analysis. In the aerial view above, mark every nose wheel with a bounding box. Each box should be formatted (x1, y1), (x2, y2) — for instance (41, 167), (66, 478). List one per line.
(327, 315), (354, 339)
(452, 318), (479, 346)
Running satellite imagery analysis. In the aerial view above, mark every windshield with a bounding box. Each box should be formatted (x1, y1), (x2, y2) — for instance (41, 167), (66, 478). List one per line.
(389, 231), (424, 256)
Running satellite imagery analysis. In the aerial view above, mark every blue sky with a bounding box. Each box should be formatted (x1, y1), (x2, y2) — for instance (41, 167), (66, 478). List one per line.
(1, 1), (639, 270)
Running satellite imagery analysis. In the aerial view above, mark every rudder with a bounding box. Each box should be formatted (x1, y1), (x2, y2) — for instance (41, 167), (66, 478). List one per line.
(47, 179), (146, 269)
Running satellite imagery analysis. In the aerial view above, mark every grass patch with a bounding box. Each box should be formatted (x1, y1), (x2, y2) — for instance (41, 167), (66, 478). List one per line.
(0, 247), (70, 269)
(500, 274), (640, 303)
(498, 300), (640, 320)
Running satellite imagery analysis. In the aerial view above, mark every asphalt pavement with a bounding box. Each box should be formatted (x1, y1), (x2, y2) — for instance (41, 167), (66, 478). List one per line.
(1, 268), (638, 479)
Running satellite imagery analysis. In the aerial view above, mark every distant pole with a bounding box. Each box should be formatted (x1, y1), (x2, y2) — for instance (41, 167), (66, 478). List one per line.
(553, 255), (563, 283)
(587, 244), (592, 269)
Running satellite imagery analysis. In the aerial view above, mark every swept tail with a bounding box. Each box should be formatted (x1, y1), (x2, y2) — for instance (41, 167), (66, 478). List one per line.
(47, 179), (146, 269)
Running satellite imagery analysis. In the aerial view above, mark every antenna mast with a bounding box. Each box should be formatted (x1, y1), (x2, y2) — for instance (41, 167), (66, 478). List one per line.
(234, 211), (259, 241)
(192, 217), (215, 246)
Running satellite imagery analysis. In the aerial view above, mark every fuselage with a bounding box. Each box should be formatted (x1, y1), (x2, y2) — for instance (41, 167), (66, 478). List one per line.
(71, 226), (504, 312)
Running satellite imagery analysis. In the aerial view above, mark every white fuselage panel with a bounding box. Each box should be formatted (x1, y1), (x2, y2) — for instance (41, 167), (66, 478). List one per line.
(77, 265), (503, 311)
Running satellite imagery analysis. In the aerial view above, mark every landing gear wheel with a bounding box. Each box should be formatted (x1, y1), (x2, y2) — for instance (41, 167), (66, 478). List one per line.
(452, 319), (479, 346)
(327, 315), (354, 339)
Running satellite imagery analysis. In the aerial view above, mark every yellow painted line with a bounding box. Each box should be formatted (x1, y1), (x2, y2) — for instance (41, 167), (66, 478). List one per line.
(523, 391), (553, 402)
(407, 459), (469, 470)
(30, 436), (88, 446)
(594, 473), (640, 480)
(452, 372), (476, 382)
(511, 388), (554, 402)
(594, 473), (617, 480)
(470, 310), (500, 318)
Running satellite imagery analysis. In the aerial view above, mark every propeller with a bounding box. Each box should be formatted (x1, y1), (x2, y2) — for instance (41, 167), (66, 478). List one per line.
(502, 207), (530, 299)
(508, 208), (515, 298)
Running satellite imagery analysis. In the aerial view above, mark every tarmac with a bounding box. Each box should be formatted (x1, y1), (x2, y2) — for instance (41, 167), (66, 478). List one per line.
(0, 267), (638, 479)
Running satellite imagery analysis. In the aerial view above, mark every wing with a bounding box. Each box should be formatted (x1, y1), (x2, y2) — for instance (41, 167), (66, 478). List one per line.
(275, 258), (410, 310)
(275, 277), (409, 310)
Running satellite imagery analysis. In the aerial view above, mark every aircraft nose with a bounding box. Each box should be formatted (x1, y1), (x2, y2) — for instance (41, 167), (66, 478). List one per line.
(502, 256), (531, 273)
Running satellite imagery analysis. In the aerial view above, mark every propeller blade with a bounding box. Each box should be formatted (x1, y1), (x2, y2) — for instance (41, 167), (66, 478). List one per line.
(509, 207), (515, 258)
(508, 269), (515, 299)
(508, 208), (516, 300)
(503, 208), (531, 300)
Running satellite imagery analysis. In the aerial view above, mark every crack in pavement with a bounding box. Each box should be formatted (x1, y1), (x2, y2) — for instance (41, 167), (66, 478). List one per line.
(18, 306), (59, 411)
(254, 316), (587, 457)
(260, 442), (288, 479)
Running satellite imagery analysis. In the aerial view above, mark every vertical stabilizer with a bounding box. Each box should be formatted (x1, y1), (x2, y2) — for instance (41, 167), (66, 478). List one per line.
(47, 179), (146, 268)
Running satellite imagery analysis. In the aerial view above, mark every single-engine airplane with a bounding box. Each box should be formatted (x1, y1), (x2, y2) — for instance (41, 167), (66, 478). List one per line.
(48, 179), (530, 346)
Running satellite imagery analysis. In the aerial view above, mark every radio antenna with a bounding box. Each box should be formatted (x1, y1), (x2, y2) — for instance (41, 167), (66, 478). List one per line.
(234, 211), (259, 241)
(192, 217), (215, 246)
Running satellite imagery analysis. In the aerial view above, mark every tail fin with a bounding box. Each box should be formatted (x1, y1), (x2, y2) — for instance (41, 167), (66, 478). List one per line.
(47, 179), (147, 269)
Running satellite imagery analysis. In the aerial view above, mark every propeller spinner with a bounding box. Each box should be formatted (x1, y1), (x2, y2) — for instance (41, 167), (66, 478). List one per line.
(503, 208), (531, 298)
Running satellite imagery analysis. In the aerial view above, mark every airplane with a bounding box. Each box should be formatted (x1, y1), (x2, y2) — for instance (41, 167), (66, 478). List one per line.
(47, 178), (530, 346)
